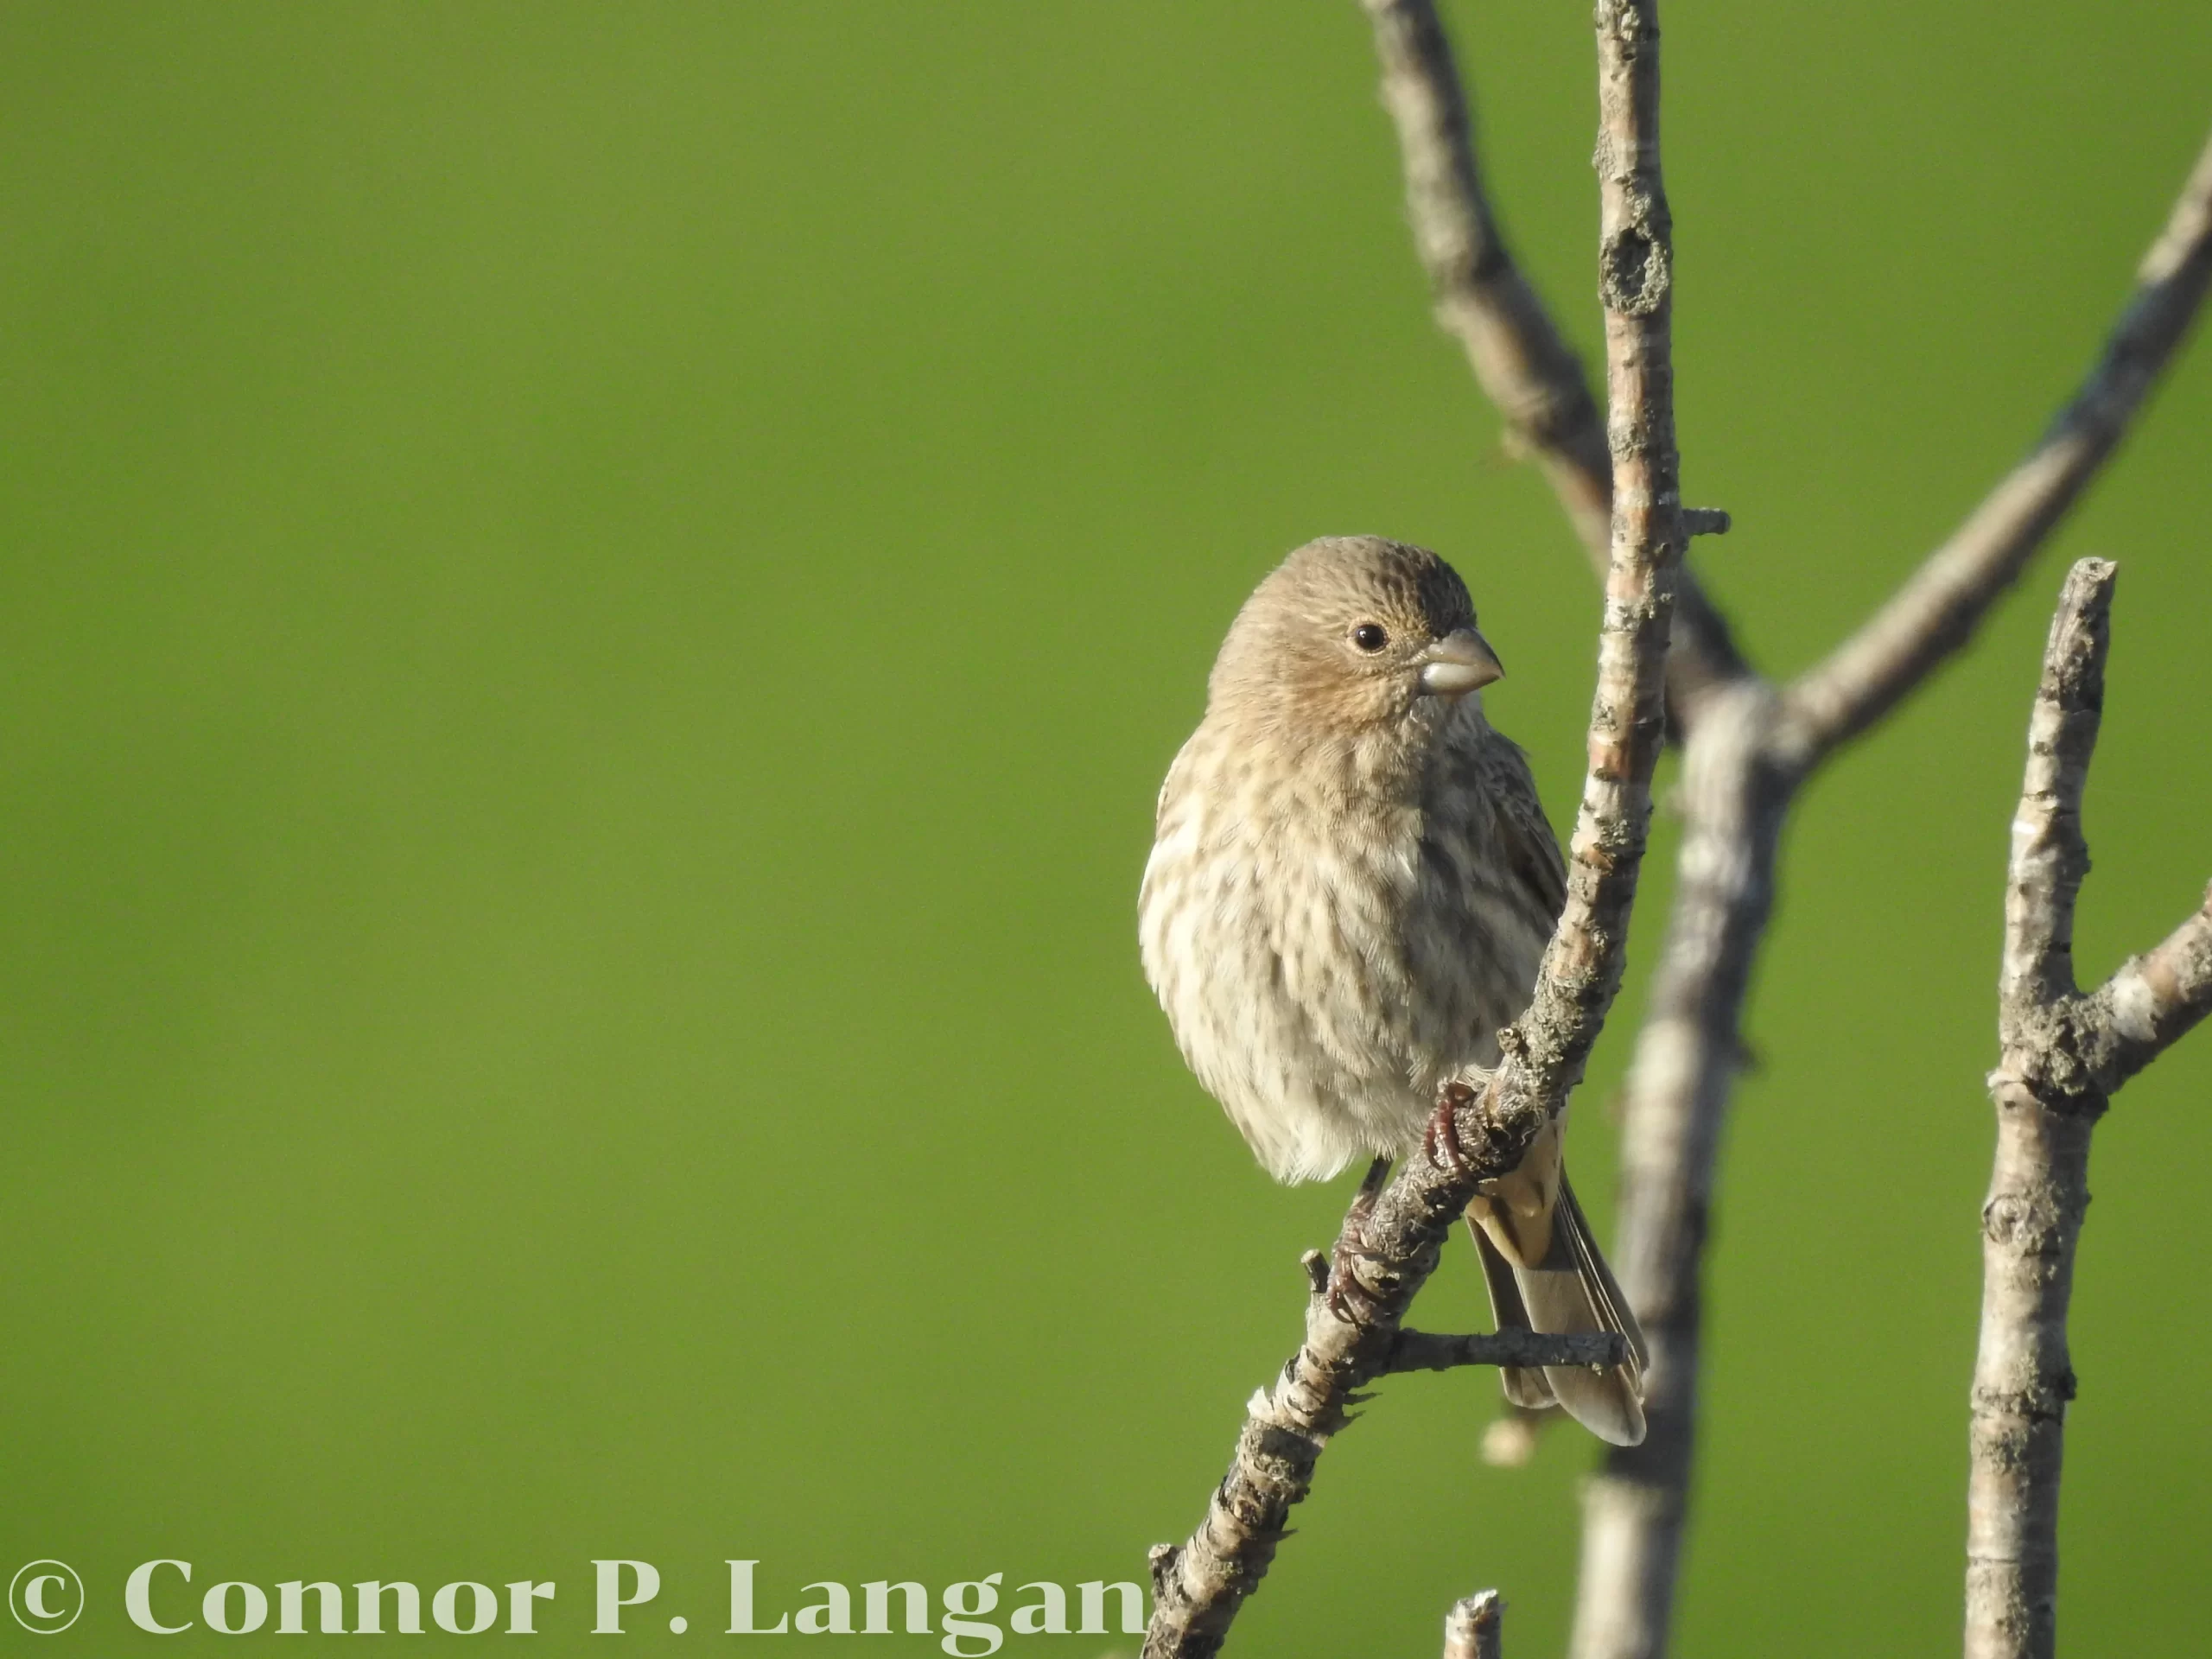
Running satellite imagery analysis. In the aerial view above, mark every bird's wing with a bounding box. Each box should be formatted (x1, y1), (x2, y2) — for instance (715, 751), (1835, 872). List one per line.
(1484, 734), (1569, 924)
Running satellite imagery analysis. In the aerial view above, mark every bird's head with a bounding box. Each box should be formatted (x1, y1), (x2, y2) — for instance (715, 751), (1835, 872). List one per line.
(1208, 536), (1503, 747)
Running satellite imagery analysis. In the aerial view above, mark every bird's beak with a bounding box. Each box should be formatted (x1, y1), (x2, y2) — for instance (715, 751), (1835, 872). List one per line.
(1418, 627), (1504, 697)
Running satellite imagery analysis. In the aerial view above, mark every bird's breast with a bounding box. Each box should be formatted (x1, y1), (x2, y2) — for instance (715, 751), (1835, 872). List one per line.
(1140, 729), (1525, 1179)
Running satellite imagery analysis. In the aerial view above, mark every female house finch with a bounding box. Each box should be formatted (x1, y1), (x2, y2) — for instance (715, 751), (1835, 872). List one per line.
(1139, 536), (1647, 1446)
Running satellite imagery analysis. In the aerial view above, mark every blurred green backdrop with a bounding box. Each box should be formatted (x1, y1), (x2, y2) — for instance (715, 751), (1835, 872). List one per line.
(3, 3), (2208, 1655)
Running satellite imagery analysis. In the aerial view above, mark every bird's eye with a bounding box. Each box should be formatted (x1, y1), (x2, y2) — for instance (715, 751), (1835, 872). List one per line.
(1351, 623), (1389, 652)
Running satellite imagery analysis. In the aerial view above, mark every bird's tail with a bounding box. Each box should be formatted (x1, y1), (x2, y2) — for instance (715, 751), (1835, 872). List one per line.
(1470, 1173), (1648, 1446)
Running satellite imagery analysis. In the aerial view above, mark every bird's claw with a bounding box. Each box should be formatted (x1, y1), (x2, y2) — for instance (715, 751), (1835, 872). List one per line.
(1423, 1084), (1478, 1176)
(1320, 1154), (1395, 1325)
(1323, 1243), (1385, 1325)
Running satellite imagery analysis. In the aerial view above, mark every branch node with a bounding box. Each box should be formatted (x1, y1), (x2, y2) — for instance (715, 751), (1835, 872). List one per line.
(1968, 551), (2212, 1659)
(1599, 227), (1669, 316)
(1300, 1249), (1331, 1298)
(1681, 506), (1732, 538)
(1147, 1544), (1181, 1602)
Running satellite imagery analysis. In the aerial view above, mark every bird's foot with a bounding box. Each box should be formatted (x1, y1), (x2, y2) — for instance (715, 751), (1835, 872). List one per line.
(1323, 1157), (1394, 1325)
(1346, 1155), (1390, 1228)
(1422, 1080), (1480, 1176)
(1324, 1245), (1384, 1325)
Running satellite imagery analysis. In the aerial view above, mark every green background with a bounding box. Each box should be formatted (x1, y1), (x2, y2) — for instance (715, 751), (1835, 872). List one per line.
(4, 3), (2209, 1654)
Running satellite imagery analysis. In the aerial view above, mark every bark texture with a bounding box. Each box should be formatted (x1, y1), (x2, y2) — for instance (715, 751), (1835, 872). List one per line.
(1567, 680), (1788, 1659)
(1139, 8), (1688, 1653)
(1388, 1327), (1630, 1375)
(1967, 561), (2212, 1659)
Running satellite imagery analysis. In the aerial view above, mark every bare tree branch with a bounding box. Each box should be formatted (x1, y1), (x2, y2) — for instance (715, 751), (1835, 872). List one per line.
(2000, 563), (2113, 1012)
(1568, 129), (2212, 1659)
(2080, 898), (2212, 1088)
(1358, 0), (1605, 528)
(1387, 1327), (1630, 1375)
(1138, 1086), (1548, 1659)
(1140, 6), (1687, 1652)
(1356, 0), (1751, 722)
(1568, 678), (1788, 1659)
(1344, 14), (2212, 1659)
(1782, 131), (2212, 766)
(1968, 558), (2212, 1659)
(1501, 0), (1681, 1098)
(1443, 1590), (1504, 1659)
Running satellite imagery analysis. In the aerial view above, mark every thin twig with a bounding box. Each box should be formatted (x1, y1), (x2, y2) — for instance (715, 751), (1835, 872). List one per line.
(1138, 8), (1686, 1652)
(2077, 899), (2212, 1088)
(1782, 131), (2212, 766)
(1387, 1328), (1630, 1375)
(1357, 0), (1750, 724)
(1443, 1591), (1504, 1659)
(1969, 560), (2212, 1659)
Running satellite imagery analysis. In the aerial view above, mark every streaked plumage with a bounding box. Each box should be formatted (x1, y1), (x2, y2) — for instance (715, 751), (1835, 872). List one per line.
(1139, 535), (1647, 1445)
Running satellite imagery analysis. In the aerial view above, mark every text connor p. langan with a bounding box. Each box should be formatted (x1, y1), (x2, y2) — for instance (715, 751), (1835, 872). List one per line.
(120, 1560), (1148, 1652)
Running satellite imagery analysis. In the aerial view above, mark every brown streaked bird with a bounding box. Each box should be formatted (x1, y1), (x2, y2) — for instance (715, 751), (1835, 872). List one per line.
(1138, 535), (1647, 1446)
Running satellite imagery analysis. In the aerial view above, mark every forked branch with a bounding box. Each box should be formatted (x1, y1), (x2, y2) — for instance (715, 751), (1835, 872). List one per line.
(1351, 8), (2212, 1656)
(1967, 560), (2212, 1659)
(1576, 126), (2212, 1659)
